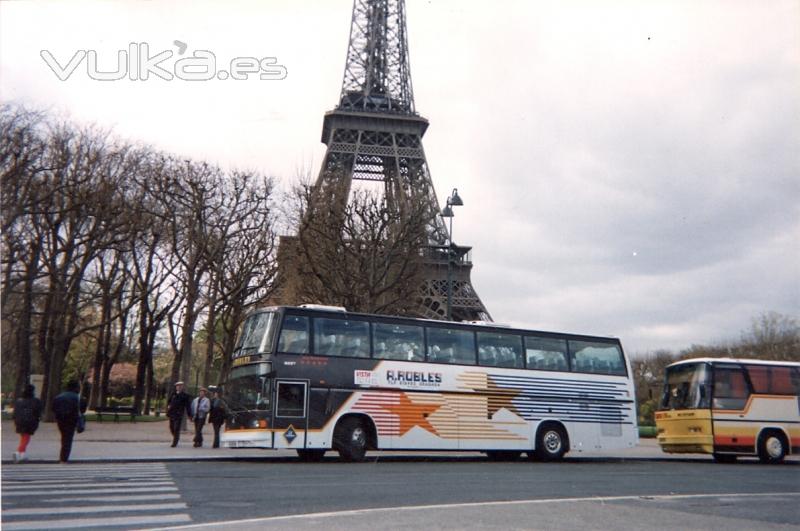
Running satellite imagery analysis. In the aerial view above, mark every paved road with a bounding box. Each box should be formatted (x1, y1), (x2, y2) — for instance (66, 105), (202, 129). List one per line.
(5, 457), (797, 530)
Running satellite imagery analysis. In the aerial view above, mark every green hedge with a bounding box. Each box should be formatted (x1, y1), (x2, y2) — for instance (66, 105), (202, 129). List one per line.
(639, 425), (658, 438)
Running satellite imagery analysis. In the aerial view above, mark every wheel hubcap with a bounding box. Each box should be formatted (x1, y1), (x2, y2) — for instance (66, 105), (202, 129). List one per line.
(766, 437), (783, 458)
(352, 427), (365, 447)
(544, 431), (562, 453)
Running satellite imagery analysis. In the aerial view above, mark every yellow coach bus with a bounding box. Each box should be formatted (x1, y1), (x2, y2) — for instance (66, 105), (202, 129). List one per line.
(655, 358), (800, 463)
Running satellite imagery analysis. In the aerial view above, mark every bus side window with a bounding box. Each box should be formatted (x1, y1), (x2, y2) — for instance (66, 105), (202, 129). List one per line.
(427, 327), (476, 365)
(524, 336), (568, 372)
(373, 323), (424, 362)
(745, 365), (769, 393)
(771, 367), (795, 395)
(478, 332), (523, 368)
(313, 318), (370, 358)
(568, 340), (626, 376)
(278, 316), (309, 354)
(712, 366), (750, 410)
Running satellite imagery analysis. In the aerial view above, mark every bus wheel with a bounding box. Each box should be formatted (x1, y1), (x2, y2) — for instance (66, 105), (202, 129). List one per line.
(485, 451), (522, 461)
(758, 431), (787, 464)
(535, 424), (568, 461)
(334, 417), (368, 462)
(297, 449), (326, 462)
(712, 453), (737, 463)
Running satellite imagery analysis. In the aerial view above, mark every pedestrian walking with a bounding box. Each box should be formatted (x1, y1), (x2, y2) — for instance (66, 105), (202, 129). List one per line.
(52, 381), (86, 463)
(208, 388), (228, 449)
(13, 384), (43, 463)
(166, 381), (192, 447)
(191, 387), (211, 447)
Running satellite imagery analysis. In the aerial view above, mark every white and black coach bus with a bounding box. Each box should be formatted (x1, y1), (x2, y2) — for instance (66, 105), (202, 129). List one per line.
(221, 305), (638, 461)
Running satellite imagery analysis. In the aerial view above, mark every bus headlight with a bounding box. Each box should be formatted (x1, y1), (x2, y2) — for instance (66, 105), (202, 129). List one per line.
(250, 419), (260, 428)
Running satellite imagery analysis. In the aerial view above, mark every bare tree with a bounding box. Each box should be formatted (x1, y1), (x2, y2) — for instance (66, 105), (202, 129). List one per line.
(86, 247), (130, 409)
(203, 170), (278, 385)
(0, 105), (48, 398)
(33, 124), (136, 418)
(153, 160), (222, 388)
(278, 181), (433, 315)
(740, 312), (799, 361)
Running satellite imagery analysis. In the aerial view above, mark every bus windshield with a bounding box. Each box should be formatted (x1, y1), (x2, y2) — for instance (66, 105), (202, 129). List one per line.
(226, 363), (272, 411)
(233, 312), (278, 359)
(660, 363), (711, 410)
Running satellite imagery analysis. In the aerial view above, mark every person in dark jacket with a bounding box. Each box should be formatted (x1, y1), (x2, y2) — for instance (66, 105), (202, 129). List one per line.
(13, 384), (43, 463)
(52, 380), (86, 463)
(208, 388), (228, 449)
(166, 381), (192, 447)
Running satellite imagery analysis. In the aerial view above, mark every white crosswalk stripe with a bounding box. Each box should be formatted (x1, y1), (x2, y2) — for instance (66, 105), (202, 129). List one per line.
(1, 463), (192, 530)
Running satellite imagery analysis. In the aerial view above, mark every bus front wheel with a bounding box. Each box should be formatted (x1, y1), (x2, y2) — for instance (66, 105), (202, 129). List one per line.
(534, 423), (568, 461)
(334, 417), (368, 462)
(758, 431), (787, 464)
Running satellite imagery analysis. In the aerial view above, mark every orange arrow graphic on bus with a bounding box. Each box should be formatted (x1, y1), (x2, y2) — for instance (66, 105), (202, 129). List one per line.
(381, 393), (441, 436)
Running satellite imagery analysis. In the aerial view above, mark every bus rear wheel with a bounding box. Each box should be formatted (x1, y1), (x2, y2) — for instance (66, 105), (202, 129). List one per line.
(535, 424), (568, 461)
(334, 417), (368, 462)
(758, 431), (787, 464)
(297, 449), (326, 462)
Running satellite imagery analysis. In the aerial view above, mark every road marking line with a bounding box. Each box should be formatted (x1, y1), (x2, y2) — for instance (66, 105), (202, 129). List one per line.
(2, 478), (171, 485)
(3, 486), (178, 496)
(151, 491), (800, 530)
(41, 493), (182, 503)
(5, 465), (168, 472)
(4, 502), (188, 516)
(2, 513), (192, 530)
(4, 481), (174, 490)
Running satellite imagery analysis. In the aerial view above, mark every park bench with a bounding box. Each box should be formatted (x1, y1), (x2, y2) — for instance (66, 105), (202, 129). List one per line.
(94, 406), (137, 422)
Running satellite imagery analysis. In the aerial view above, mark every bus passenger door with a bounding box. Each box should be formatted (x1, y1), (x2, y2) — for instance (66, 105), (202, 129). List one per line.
(273, 379), (309, 449)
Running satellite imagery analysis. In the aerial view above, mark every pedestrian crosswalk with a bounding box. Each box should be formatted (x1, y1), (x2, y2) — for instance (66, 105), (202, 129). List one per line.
(1, 463), (192, 530)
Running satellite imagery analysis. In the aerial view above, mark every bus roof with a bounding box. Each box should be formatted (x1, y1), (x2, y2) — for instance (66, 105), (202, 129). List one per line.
(668, 357), (800, 369)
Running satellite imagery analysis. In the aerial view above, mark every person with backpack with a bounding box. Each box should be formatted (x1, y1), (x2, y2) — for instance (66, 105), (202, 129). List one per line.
(52, 381), (86, 463)
(208, 388), (228, 449)
(13, 384), (43, 463)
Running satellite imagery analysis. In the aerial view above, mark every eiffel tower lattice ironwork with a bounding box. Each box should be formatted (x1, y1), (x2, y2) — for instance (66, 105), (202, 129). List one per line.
(304, 0), (490, 321)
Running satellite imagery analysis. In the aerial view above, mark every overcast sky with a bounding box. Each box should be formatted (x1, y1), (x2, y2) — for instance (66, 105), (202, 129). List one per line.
(2, 0), (798, 356)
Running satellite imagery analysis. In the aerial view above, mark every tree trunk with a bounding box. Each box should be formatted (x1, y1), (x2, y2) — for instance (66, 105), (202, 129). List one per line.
(14, 241), (40, 399)
(203, 300), (217, 386)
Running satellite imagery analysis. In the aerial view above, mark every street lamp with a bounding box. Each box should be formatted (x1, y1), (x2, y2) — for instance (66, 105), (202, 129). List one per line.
(441, 188), (463, 321)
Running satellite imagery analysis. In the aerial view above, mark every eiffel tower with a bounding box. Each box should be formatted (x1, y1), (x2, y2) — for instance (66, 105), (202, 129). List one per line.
(286, 0), (490, 321)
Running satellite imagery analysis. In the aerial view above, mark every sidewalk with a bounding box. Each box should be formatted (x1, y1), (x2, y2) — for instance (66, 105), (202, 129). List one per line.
(1, 418), (693, 464)
(1, 418), (276, 463)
